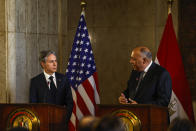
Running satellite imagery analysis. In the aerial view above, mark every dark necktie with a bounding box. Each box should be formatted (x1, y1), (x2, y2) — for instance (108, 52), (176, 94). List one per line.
(49, 76), (57, 91)
(136, 71), (145, 92)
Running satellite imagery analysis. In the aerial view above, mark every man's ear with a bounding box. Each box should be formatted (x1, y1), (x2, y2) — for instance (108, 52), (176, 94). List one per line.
(40, 62), (45, 69)
(143, 57), (148, 64)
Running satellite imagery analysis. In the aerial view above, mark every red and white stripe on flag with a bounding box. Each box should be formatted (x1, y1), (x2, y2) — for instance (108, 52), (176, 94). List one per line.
(155, 13), (194, 122)
(69, 73), (100, 131)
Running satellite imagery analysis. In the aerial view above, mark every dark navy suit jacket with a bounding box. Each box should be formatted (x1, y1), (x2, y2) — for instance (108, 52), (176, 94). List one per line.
(29, 72), (73, 126)
(123, 63), (172, 107)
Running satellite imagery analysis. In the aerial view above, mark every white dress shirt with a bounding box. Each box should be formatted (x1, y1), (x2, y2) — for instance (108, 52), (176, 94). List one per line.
(143, 60), (152, 77)
(43, 71), (57, 89)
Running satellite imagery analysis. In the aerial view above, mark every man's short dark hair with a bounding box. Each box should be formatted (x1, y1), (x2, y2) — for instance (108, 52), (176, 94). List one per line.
(168, 118), (195, 131)
(94, 115), (125, 131)
(39, 50), (56, 63)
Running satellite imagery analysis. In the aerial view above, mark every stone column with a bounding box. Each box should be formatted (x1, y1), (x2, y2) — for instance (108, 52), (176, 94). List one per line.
(0, 0), (8, 103)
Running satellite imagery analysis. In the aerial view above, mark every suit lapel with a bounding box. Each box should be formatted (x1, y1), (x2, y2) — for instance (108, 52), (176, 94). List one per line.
(40, 73), (49, 90)
(129, 71), (140, 99)
(141, 63), (155, 83)
(135, 63), (155, 97)
(55, 73), (62, 89)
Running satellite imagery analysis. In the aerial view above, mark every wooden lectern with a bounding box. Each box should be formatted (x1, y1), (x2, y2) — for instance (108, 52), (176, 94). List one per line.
(0, 104), (67, 131)
(96, 104), (169, 131)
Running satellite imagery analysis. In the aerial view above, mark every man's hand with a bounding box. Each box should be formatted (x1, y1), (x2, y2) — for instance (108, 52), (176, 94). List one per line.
(119, 93), (138, 104)
(118, 93), (128, 104)
(128, 98), (138, 104)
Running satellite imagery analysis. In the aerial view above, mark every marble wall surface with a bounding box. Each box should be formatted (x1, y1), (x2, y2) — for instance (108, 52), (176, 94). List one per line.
(0, 0), (7, 103)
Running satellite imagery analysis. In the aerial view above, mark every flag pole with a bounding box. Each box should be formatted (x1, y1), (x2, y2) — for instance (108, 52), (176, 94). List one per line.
(168, 0), (173, 14)
(81, 0), (87, 12)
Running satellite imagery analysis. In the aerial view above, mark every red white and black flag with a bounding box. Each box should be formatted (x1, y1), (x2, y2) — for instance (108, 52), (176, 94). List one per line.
(155, 13), (194, 122)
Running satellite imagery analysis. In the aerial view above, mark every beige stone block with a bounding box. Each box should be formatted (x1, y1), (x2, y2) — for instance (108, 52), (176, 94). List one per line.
(154, 26), (165, 50)
(61, 0), (68, 36)
(61, 36), (69, 73)
(7, 32), (16, 103)
(7, 0), (16, 32)
(48, 0), (58, 34)
(68, 12), (80, 30)
(15, 33), (26, 64)
(67, 29), (76, 48)
(15, 0), (26, 33)
(26, 0), (38, 33)
(0, 0), (5, 32)
(93, 0), (129, 27)
(15, 33), (28, 102)
(48, 35), (58, 53)
(93, 0), (154, 27)
(67, 0), (80, 15)
(155, 0), (168, 26)
(0, 32), (7, 103)
(37, 34), (48, 50)
(26, 34), (39, 78)
(38, 0), (49, 34)
(67, 0), (80, 29)
(61, 16), (68, 36)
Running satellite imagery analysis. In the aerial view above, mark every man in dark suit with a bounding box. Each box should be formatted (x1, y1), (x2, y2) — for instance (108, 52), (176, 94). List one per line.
(29, 50), (73, 128)
(118, 46), (172, 107)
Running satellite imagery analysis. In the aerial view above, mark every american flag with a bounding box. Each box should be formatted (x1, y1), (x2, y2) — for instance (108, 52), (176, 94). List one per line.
(66, 11), (100, 131)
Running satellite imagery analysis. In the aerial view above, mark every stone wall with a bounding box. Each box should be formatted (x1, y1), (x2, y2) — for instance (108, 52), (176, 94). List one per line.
(0, 0), (7, 103)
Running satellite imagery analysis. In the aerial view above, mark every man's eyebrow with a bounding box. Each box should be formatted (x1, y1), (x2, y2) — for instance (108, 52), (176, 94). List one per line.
(48, 60), (57, 62)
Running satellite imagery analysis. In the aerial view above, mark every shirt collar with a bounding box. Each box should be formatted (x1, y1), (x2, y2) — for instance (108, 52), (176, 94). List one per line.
(144, 60), (152, 73)
(43, 71), (55, 81)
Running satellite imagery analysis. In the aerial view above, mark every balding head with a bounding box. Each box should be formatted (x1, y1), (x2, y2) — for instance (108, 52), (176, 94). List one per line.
(133, 46), (152, 60)
(78, 116), (99, 131)
(130, 46), (152, 71)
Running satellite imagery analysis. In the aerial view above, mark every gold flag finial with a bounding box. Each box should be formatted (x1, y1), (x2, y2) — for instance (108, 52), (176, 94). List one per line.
(168, 0), (173, 14)
(81, 0), (87, 11)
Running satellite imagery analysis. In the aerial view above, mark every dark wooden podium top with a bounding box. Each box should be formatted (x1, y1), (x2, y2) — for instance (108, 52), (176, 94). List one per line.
(96, 104), (169, 131)
(0, 103), (67, 131)
(0, 103), (66, 108)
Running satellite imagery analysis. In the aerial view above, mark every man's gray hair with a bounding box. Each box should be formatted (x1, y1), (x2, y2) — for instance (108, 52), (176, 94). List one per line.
(140, 47), (152, 60)
(39, 50), (56, 63)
